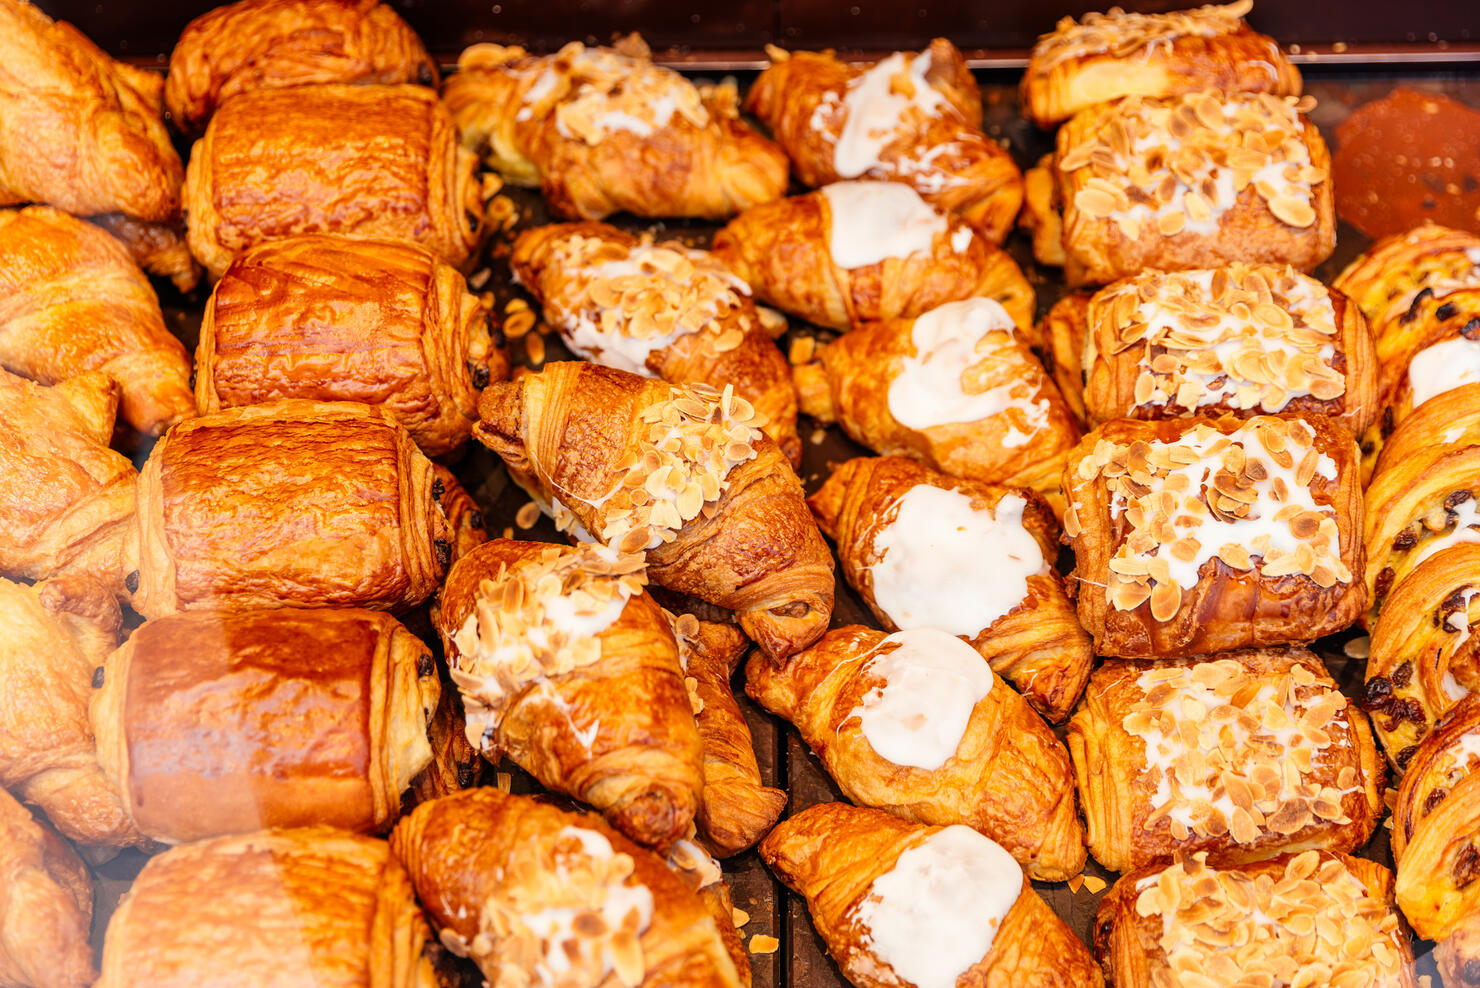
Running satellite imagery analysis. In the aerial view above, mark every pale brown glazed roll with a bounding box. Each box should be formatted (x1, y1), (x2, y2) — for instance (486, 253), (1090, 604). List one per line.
(0, 787), (96, 988)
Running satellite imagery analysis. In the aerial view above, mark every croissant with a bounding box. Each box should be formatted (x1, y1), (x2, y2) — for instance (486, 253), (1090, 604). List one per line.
(510, 222), (799, 461)
(1391, 695), (1480, 987)
(747, 625), (1085, 880)
(166, 0), (438, 137)
(89, 607), (440, 844)
(391, 788), (747, 987)
(0, 370), (134, 593)
(808, 456), (1091, 722)
(86, 212), (201, 292)
(196, 234), (505, 457)
(475, 362), (835, 662)
(126, 400), (452, 619)
(97, 827), (444, 988)
(711, 181), (1034, 332)
(0, 787), (95, 988)
(0, 574), (140, 847)
(792, 298), (1080, 511)
(1020, 0), (1302, 127)
(1063, 415), (1365, 657)
(0, 206), (194, 436)
(744, 39), (1023, 241)
(1095, 851), (1415, 988)
(435, 539), (704, 849)
(184, 83), (483, 280)
(443, 36), (787, 221)
(760, 802), (1103, 988)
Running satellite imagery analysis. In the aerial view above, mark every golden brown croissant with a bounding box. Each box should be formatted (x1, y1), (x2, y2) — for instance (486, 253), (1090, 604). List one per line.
(435, 539), (704, 849)
(511, 222), (800, 462)
(1068, 648), (1382, 875)
(0, 787), (95, 988)
(90, 607), (440, 844)
(184, 83), (483, 280)
(443, 36), (787, 221)
(711, 181), (1034, 332)
(747, 625), (1085, 880)
(0, 574), (140, 847)
(86, 212), (201, 292)
(196, 234), (505, 457)
(166, 0), (438, 137)
(760, 802), (1103, 988)
(1020, 0), (1302, 128)
(792, 298), (1080, 511)
(744, 39), (1023, 241)
(1023, 89), (1333, 286)
(126, 399), (452, 619)
(97, 827), (444, 988)
(1095, 851), (1415, 988)
(0, 206), (194, 436)
(391, 788), (748, 987)
(0, 370), (133, 593)
(808, 456), (1091, 722)
(1063, 414), (1365, 657)
(475, 362), (835, 662)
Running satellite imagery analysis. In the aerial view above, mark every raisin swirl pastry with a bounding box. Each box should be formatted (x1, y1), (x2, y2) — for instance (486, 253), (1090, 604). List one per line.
(443, 35), (787, 221)
(746, 625), (1086, 880)
(808, 456), (1092, 722)
(1062, 414), (1365, 657)
(1068, 648), (1382, 874)
(744, 39), (1024, 241)
(1020, 0), (1301, 128)
(510, 222), (799, 461)
(0, 787), (95, 988)
(1021, 89), (1333, 285)
(1391, 694), (1480, 987)
(711, 180), (1034, 333)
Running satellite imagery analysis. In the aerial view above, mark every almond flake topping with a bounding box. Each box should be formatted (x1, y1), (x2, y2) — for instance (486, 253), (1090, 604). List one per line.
(1061, 89), (1322, 240)
(1032, 0), (1252, 69)
(664, 608), (706, 715)
(1133, 852), (1406, 988)
(524, 41), (709, 144)
(1122, 660), (1355, 844)
(1100, 265), (1343, 414)
(1072, 417), (1349, 621)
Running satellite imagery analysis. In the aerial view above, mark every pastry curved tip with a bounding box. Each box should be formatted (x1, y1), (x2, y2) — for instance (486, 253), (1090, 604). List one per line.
(607, 785), (698, 852)
(738, 590), (833, 664)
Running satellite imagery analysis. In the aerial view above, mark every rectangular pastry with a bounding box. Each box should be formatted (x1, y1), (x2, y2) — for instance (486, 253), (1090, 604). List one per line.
(1068, 648), (1383, 873)
(1023, 89), (1333, 285)
(1063, 414), (1364, 656)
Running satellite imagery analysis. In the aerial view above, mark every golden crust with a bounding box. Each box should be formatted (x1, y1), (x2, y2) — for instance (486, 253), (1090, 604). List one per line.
(1040, 290), (1093, 428)
(0, 787), (95, 988)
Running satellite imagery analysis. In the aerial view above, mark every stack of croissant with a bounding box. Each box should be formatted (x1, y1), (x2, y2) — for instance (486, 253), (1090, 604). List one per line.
(2, 0), (1476, 986)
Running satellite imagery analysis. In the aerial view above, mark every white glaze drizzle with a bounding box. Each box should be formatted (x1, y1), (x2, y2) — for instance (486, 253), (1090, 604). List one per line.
(832, 51), (948, 178)
(821, 181), (950, 269)
(1408, 338), (1480, 410)
(1412, 499), (1480, 569)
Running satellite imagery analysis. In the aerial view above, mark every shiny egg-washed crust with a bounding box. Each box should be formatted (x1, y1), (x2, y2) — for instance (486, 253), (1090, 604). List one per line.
(711, 187), (1034, 332)
(511, 222), (800, 462)
(1393, 695), (1480, 985)
(744, 39), (1024, 241)
(97, 827), (442, 988)
(390, 788), (747, 987)
(183, 84), (482, 280)
(429, 464), (487, 564)
(1063, 415), (1365, 657)
(436, 540), (704, 850)
(197, 234), (505, 457)
(0, 787), (95, 988)
(1068, 648), (1383, 875)
(760, 802), (1104, 988)
(1094, 852), (1415, 988)
(1367, 543), (1480, 770)
(746, 625), (1086, 881)
(1020, 4), (1301, 128)
(808, 456), (1092, 722)
(1040, 291), (1093, 427)
(0, 207), (194, 436)
(166, 0), (437, 137)
(474, 362), (834, 663)
(1080, 271), (1377, 435)
(0, 575), (140, 848)
(0, 371), (134, 594)
(89, 608), (440, 844)
(791, 310), (1080, 514)
(443, 38), (787, 221)
(87, 212), (200, 292)
(1024, 96), (1334, 286)
(126, 400), (451, 619)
